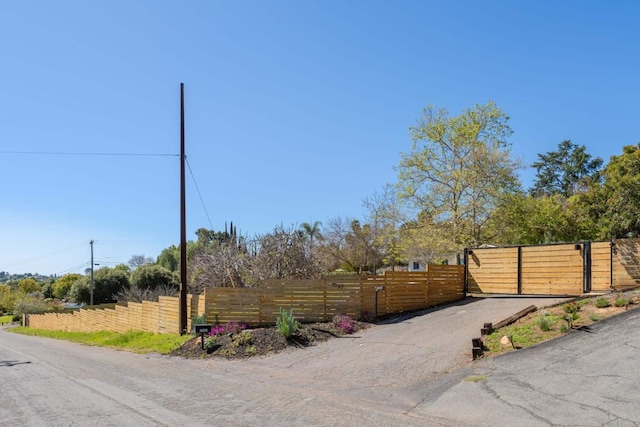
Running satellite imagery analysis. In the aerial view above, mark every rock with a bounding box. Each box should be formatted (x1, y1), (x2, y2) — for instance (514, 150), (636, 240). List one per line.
(500, 335), (513, 348)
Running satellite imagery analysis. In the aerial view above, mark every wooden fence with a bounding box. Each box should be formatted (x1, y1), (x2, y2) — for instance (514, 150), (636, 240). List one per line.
(194, 267), (464, 326)
(27, 296), (192, 335)
(467, 238), (640, 295)
(26, 266), (464, 333)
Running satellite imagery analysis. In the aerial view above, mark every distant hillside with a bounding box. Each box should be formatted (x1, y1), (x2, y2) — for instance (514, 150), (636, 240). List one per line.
(0, 271), (56, 284)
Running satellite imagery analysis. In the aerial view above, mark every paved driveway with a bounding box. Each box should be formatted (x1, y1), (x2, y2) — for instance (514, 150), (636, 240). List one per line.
(411, 306), (640, 426)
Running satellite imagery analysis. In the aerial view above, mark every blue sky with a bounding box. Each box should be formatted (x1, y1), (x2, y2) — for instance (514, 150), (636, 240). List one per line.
(2, 1), (639, 276)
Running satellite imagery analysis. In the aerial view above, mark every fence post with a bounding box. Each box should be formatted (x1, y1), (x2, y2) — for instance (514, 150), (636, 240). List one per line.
(517, 246), (523, 295)
(583, 241), (592, 293)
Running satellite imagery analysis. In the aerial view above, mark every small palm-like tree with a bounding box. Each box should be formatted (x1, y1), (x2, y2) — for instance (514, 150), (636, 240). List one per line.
(300, 221), (323, 248)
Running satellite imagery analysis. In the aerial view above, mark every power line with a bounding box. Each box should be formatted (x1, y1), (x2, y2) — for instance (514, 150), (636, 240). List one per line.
(186, 158), (214, 230)
(55, 262), (90, 276)
(1, 242), (87, 269)
(0, 150), (178, 157)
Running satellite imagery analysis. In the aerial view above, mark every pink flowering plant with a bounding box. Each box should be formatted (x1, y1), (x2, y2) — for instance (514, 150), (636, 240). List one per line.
(332, 314), (356, 335)
(209, 321), (247, 337)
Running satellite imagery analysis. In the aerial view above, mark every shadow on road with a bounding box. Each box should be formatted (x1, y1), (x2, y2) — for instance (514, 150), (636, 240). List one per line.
(0, 360), (32, 367)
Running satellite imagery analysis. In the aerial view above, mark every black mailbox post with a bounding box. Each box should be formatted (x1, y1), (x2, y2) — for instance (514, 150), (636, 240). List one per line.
(193, 324), (212, 350)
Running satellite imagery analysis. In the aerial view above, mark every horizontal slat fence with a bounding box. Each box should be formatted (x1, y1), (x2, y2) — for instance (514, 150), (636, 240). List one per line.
(467, 247), (518, 294)
(197, 268), (464, 326)
(613, 238), (640, 290)
(467, 238), (640, 295)
(26, 267), (465, 333)
(591, 241), (612, 292)
(520, 244), (583, 295)
(27, 296), (194, 335)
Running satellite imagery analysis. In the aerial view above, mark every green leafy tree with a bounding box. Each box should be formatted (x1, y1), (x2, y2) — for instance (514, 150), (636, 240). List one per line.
(397, 101), (520, 253)
(130, 264), (178, 291)
(79, 267), (131, 304)
(18, 277), (41, 294)
(41, 279), (55, 299)
(591, 143), (640, 238)
(114, 264), (131, 274)
(69, 277), (90, 304)
(0, 284), (17, 314)
(157, 245), (180, 272)
(530, 140), (603, 197)
(52, 274), (82, 300)
(399, 213), (459, 265)
(489, 193), (596, 244)
(157, 241), (206, 273)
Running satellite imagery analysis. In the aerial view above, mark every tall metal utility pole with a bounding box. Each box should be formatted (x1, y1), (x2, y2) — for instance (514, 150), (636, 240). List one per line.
(90, 239), (95, 306)
(179, 83), (188, 334)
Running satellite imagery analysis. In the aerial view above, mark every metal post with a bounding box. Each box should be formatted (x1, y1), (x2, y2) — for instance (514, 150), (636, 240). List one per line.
(610, 240), (615, 291)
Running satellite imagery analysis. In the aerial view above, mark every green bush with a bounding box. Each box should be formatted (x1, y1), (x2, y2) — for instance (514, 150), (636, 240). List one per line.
(13, 296), (49, 317)
(276, 308), (299, 339)
(589, 313), (601, 322)
(203, 335), (217, 351)
(595, 297), (610, 308)
(192, 314), (207, 325)
(563, 302), (580, 314)
(537, 315), (552, 332)
(614, 298), (629, 308)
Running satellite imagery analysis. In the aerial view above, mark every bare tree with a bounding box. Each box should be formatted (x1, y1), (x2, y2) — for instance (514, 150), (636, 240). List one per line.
(128, 254), (154, 269)
(252, 224), (321, 280)
(115, 284), (178, 303)
(321, 217), (383, 274)
(189, 241), (253, 293)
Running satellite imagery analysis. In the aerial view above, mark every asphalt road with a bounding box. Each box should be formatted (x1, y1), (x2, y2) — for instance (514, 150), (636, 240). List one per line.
(11, 295), (634, 427)
(412, 307), (640, 426)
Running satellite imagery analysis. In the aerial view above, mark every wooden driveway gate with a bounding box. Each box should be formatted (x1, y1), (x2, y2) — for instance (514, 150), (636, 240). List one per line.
(465, 239), (640, 296)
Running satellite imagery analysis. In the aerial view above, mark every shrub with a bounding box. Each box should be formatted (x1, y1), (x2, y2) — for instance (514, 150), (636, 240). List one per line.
(203, 335), (217, 351)
(563, 314), (576, 330)
(576, 299), (591, 308)
(595, 297), (610, 308)
(537, 315), (552, 332)
(14, 296), (49, 318)
(192, 314), (207, 325)
(560, 324), (568, 333)
(224, 321), (246, 335)
(276, 308), (299, 339)
(614, 298), (629, 308)
(589, 313), (601, 322)
(563, 303), (580, 314)
(232, 331), (252, 347)
(333, 314), (356, 334)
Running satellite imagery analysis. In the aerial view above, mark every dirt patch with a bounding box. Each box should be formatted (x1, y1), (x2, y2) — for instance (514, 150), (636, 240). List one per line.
(170, 321), (370, 360)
